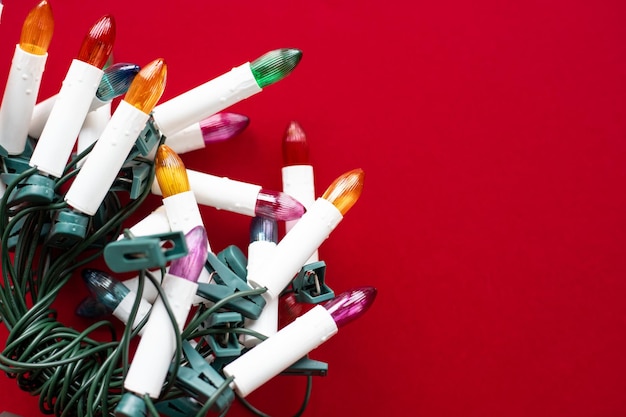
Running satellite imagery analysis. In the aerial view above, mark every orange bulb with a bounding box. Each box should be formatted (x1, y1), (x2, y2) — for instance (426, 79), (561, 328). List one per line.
(19, 0), (54, 55)
(155, 145), (190, 197)
(321, 168), (365, 215)
(124, 58), (167, 114)
(77, 15), (115, 68)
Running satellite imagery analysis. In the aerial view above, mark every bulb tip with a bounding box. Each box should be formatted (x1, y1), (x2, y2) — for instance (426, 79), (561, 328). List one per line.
(282, 120), (309, 166)
(255, 189), (306, 221)
(251, 48), (303, 88)
(199, 112), (250, 144)
(97, 62), (141, 101)
(168, 226), (208, 282)
(324, 286), (377, 328)
(75, 296), (111, 318)
(249, 216), (278, 243)
(77, 15), (116, 68)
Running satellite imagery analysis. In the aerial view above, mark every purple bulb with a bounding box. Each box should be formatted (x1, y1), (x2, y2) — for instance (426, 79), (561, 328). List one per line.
(249, 216), (278, 244)
(323, 287), (377, 328)
(168, 226), (208, 283)
(255, 189), (306, 221)
(199, 112), (250, 144)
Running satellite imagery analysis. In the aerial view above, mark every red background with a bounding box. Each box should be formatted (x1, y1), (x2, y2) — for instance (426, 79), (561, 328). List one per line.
(1, 0), (626, 416)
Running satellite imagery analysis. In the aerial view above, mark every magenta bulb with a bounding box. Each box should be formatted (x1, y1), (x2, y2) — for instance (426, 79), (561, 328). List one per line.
(168, 226), (208, 283)
(255, 189), (306, 221)
(199, 112), (250, 144)
(323, 287), (377, 328)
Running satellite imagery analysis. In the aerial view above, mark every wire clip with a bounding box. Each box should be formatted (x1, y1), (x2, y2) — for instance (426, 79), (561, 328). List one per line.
(115, 392), (147, 417)
(46, 208), (90, 248)
(202, 311), (243, 358)
(104, 231), (188, 273)
(292, 261), (334, 303)
(174, 340), (235, 412)
(0, 172), (55, 205)
(216, 244), (248, 281)
(196, 252), (266, 320)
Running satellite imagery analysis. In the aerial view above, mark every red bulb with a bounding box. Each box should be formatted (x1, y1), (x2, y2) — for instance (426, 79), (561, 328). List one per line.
(77, 15), (115, 68)
(282, 120), (309, 166)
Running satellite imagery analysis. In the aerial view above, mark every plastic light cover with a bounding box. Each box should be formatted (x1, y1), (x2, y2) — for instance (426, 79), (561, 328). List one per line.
(77, 15), (115, 68)
(96, 62), (141, 101)
(168, 226), (208, 283)
(199, 112), (249, 144)
(75, 296), (111, 318)
(154, 144), (190, 197)
(19, 0), (54, 55)
(124, 58), (167, 113)
(249, 217), (278, 244)
(82, 269), (130, 311)
(250, 48), (302, 88)
(323, 286), (377, 328)
(282, 120), (309, 166)
(255, 188), (306, 220)
(321, 168), (365, 216)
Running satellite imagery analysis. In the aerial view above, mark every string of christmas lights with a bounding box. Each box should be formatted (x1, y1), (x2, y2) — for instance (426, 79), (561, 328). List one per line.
(0, 2), (377, 417)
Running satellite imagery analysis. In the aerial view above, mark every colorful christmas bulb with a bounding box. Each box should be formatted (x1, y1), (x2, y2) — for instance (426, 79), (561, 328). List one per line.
(247, 169), (365, 298)
(65, 59), (167, 215)
(28, 62), (140, 138)
(151, 49), (302, 138)
(281, 121), (317, 261)
(243, 217), (279, 348)
(153, 145), (208, 245)
(163, 112), (249, 155)
(151, 169), (305, 221)
(0, 0), (53, 154)
(224, 287), (377, 397)
(250, 48), (302, 88)
(82, 269), (152, 330)
(29, 15), (115, 177)
(123, 226), (208, 398)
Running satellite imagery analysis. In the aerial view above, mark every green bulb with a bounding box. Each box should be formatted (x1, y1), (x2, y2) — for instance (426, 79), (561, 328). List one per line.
(250, 48), (302, 88)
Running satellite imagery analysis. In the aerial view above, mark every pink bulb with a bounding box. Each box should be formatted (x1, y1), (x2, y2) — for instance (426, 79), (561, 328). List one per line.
(168, 226), (208, 283)
(323, 287), (377, 328)
(255, 188), (306, 221)
(199, 112), (249, 144)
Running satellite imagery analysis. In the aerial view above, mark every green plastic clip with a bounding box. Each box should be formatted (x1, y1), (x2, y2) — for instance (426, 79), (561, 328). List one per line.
(128, 116), (163, 158)
(103, 231), (188, 273)
(46, 208), (90, 248)
(292, 261), (335, 303)
(1, 155), (31, 175)
(115, 392), (147, 417)
(0, 172), (55, 205)
(174, 341), (234, 412)
(196, 252), (266, 320)
(216, 245), (248, 281)
(113, 159), (153, 199)
(6, 215), (50, 251)
(202, 312), (243, 358)
(282, 355), (329, 377)
(155, 397), (201, 417)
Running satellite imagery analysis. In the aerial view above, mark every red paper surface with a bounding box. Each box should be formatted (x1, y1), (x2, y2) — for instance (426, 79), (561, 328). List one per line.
(0, 1), (626, 416)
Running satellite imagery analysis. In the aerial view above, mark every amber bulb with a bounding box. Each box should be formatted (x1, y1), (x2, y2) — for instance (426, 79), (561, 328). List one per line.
(19, 0), (54, 55)
(321, 168), (365, 215)
(76, 15), (115, 68)
(155, 144), (190, 197)
(124, 58), (167, 114)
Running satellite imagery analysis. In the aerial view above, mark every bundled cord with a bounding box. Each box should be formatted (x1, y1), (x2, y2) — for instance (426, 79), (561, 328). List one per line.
(0, 142), (315, 417)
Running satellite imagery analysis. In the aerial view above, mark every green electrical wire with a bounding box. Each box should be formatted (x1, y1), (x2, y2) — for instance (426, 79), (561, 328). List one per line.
(0, 133), (317, 417)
